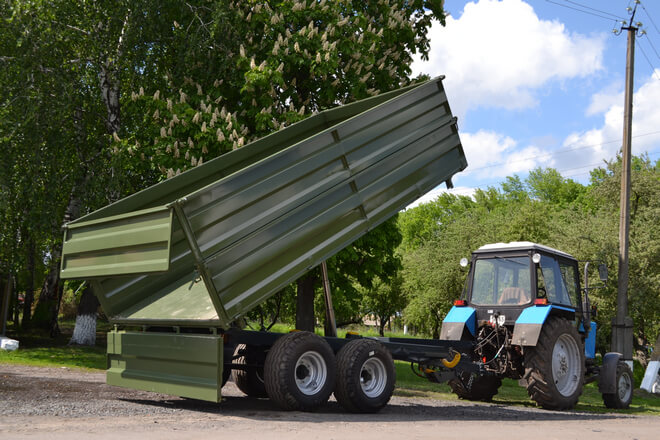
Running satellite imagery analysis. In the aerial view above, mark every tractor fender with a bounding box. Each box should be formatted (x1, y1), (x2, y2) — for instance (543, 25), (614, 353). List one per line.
(440, 306), (476, 340)
(511, 305), (575, 346)
(599, 352), (623, 394)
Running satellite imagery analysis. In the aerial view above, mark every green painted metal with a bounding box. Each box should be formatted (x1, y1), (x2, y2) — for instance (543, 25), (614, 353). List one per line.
(61, 206), (173, 279)
(107, 330), (224, 402)
(61, 77), (467, 328)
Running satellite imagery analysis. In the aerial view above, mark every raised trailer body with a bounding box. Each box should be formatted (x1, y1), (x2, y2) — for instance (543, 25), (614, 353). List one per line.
(61, 77), (470, 406)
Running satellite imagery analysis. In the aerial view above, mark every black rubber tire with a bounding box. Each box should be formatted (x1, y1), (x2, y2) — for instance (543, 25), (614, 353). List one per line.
(264, 331), (336, 411)
(334, 339), (396, 413)
(448, 372), (502, 402)
(221, 343), (236, 388)
(602, 361), (633, 409)
(232, 344), (268, 397)
(524, 317), (585, 410)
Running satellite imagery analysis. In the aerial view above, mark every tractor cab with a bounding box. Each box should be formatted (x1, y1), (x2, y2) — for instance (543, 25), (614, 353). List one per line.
(467, 242), (581, 326)
(440, 242), (583, 342)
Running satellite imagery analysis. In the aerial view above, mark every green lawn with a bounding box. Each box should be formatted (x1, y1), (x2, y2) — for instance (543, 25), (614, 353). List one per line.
(393, 360), (660, 416)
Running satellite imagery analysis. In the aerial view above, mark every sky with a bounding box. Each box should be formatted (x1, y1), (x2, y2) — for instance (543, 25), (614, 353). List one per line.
(409, 0), (660, 206)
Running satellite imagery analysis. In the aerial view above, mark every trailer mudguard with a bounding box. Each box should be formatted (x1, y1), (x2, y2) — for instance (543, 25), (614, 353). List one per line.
(598, 352), (622, 394)
(511, 305), (575, 346)
(439, 306), (476, 340)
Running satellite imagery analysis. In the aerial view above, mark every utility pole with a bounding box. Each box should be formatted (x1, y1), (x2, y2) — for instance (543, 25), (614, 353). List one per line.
(611, 2), (643, 369)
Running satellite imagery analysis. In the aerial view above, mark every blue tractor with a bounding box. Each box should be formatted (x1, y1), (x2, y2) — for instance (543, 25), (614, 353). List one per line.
(428, 242), (633, 410)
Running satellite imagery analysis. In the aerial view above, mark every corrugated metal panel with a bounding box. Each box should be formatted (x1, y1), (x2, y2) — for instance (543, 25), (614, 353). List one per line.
(61, 77), (467, 327)
(61, 207), (173, 278)
(106, 331), (224, 402)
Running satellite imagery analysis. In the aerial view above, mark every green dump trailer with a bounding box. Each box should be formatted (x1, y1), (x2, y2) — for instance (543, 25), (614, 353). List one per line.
(60, 77), (470, 412)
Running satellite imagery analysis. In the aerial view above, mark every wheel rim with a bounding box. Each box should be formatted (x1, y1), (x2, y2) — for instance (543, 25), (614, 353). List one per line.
(295, 351), (327, 396)
(617, 371), (632, 402)
(360, 357), (387, 398)
(551, 333), (581, 397)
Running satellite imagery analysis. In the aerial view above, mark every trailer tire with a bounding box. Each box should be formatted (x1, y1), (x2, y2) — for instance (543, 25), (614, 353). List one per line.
(221, 342), (236, 388)
(602, 361), (633, 409)
(232, 344), (268, 398)
(264, 331), (335, 411)
(448, 373), (502, 402)
(524, 317), (585, 410)
(334, 339), (395, 413)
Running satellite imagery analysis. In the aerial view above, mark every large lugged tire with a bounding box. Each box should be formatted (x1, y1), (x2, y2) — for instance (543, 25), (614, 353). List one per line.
(602, 361), (633, 409)
(334, 339), (395, 413)
(232, 344), (268, 398)
(524, 317), (585, 410)
(448, 372), (502, 402)
(264, 331), (336, 411)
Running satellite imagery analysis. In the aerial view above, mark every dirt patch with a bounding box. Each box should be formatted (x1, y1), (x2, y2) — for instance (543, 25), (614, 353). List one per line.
(1, 363), (658, 439)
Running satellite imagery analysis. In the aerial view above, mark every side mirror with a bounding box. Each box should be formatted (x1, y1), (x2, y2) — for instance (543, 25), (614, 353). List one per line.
(460, 257), (469, 268)
(598, 263), (608, 282)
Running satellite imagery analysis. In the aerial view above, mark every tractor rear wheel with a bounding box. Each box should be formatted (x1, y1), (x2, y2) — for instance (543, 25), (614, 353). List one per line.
(448, 372), (502, 401)
(524, 317), (585, 410)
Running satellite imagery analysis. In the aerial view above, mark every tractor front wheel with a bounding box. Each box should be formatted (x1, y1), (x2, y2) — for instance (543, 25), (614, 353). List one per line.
(602, 361), (633, 409)
(448, 372), (502, 401)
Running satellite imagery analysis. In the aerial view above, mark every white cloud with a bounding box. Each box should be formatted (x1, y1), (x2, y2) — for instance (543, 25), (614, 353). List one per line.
(413, 0), (606, 117)
(460, 130), (551, 179)
(559, 71), (660, 173)
(586, 82), (623, 116)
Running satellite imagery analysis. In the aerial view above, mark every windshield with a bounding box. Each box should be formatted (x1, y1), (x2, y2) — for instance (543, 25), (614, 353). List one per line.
(471, 256), (532, 306)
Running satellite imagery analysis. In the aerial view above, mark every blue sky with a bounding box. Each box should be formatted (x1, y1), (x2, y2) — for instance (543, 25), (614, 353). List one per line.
(409, 0), (660, 204)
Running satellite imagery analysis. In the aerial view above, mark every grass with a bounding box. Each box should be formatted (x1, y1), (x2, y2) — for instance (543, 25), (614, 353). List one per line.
(2, 322), (659, 415)
(0, 320), (108, 370)
(393, 360), (660, 415)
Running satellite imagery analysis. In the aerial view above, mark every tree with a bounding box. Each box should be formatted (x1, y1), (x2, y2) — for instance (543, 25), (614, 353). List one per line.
(361, 275), (407, 336)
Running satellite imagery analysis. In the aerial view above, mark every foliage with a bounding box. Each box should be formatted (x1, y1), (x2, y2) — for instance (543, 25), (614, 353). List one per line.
(360, 274), (407, 336)
(114, 0), (447, 178)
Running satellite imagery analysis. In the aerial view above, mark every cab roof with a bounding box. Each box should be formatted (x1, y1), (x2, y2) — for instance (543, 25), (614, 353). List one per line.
(473, 241), (576, 260)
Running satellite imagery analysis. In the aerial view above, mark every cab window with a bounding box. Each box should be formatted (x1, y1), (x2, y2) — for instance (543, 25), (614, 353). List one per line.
(537, 255), (573, 306)
(471, 256), (531, 306)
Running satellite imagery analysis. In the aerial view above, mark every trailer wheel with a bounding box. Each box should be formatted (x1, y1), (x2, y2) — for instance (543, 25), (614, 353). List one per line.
(524, 317), (585, 410)
(264, 331), (336, 411)
(232, 344), (268, 397)
(448, 372), (502, 401)
(333, 339), (395, 413)
(602, 361), (633, 409)
(221, 342), (236, 387)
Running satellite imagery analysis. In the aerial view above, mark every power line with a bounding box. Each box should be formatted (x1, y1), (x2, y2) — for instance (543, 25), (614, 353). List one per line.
(465, 130), (660, 172)
(637, 40), (660, 80)
(562, 0), (625, 20)
(445, 151), (660, 195)
(639, 1), (660, 35)
(545, 0), (621, 23)
(642, 33), (660, 62)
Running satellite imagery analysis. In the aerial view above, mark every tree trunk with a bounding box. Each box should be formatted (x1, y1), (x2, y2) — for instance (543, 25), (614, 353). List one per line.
(69, 285), (100, 346)
(378, 316), (389, 337)
(21, 239), (36, 328)
(296, 274), (316, 332)
(68, 48), (123, 343)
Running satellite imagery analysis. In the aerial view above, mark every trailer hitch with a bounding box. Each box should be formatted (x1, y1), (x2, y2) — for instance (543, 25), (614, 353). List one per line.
(441, 351), (461, 369)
